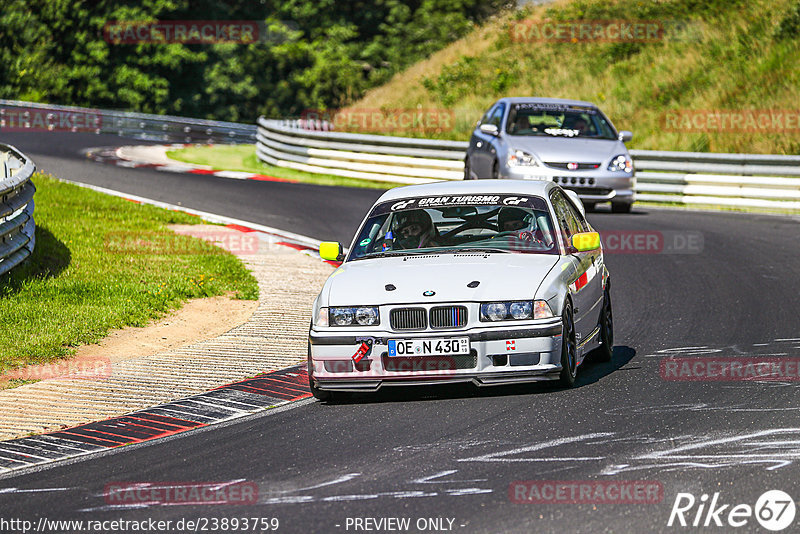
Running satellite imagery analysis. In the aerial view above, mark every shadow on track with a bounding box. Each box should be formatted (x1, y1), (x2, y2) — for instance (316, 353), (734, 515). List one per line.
(0, 226), (71, 293)
(317, 345), (637, 405)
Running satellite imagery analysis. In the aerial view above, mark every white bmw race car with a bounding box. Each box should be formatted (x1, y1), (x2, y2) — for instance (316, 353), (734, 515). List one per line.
(308, 179), (612, 400)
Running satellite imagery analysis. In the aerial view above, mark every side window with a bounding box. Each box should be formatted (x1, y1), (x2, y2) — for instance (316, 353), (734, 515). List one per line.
(480, 105), (496, 125)
(550, 191), (582, 238)
(488, 104), (505, 128)
(563, 198), (589, 232)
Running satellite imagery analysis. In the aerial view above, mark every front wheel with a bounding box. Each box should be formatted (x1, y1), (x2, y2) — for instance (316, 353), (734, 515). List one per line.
(595, 285), (614, 363)
(492, 160), (500, 180)
(558, 301), (578, 387)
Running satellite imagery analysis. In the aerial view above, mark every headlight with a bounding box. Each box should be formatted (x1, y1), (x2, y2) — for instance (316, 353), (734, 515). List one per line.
(482, 302), (509, 321)
(481, 300), (553, 321)
(328, 306), (380, 326)
(607, 154), (633, 173)
(507, 149), (539, 167)
(481, 300), (544, 321)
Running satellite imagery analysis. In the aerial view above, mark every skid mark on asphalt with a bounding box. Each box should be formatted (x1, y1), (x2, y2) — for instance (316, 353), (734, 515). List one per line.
(0, 366), (310, 476)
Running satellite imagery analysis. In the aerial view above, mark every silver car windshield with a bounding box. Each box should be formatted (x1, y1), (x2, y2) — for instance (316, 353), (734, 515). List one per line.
(506, 104), (617, 140)
(349, 199), (559, 260)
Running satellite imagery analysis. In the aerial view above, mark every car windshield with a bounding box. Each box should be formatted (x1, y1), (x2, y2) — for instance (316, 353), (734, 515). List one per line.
(506, 103), (617, 140)
(348, 195), (559, 260)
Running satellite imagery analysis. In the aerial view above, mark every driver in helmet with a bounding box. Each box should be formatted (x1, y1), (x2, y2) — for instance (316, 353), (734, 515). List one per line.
(392, 210), (438, 249)
(497, 207), (530, 233)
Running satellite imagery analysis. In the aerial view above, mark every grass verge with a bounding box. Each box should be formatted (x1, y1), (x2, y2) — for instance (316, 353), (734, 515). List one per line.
(166, 144), (403, 190)
(0, 174), (259, 373)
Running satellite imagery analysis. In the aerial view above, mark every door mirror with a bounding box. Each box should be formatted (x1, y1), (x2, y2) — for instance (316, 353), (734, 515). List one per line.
(571, 232), (601, 252)
(319, 242), (344, 261)
(618, 130), (633, 143)
(479, 123), (500, 136)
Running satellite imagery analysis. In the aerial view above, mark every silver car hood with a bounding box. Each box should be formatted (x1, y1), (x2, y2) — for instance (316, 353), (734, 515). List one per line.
(506, 136), (626, 163)
(325, 253), (559, 305)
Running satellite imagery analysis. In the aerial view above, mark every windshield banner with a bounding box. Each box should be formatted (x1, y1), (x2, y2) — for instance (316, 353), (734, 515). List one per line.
(371, 195), (548, 215)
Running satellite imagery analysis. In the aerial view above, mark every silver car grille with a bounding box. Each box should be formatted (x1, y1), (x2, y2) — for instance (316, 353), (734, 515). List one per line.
(429, 306), (468, 328)
(545, 162), (601, 170)
(390, 308), (427, 330)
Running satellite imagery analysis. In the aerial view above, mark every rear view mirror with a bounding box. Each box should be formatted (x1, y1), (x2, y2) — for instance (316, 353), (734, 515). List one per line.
(319, 242), (344, 261)
(571, 232), (600, 252)
(479, 123), (499, 136)
(618, 130), (633, 142)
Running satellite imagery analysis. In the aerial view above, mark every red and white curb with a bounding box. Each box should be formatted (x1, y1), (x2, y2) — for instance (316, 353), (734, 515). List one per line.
(84, 144), (297, 184)
(0, 366), (312, 476)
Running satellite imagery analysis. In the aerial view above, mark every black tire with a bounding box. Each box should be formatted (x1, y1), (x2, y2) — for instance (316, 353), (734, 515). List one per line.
(558, 301), (578, 387)
(595, 285), (614, 363)
(492, 160), (500, 180)
(611, 202), (632, 213)
(464, 158), (473, 180)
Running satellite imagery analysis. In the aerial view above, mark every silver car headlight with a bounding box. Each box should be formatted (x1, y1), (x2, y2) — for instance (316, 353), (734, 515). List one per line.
(480, 300), (554, 321)
(507, 149), (539, 167)
(607, 154), (633, 173)
(328, 306), (380, 326)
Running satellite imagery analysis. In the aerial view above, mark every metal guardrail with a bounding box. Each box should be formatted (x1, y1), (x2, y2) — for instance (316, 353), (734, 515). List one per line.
(257, 117), (800, 209)
(0, 144), (36, 276)
(0, 99), (256, 144)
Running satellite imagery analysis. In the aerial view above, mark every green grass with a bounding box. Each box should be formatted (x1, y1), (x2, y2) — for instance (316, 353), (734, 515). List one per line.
(166, 145), (403, 190)
(0, 174), (259, 373)
(346, 0), (800, 154)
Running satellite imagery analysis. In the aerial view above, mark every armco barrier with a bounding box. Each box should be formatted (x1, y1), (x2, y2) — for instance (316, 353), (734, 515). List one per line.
(0, 144), (36, 276)
(0, 99), (256, 144)
(257, 117), (800, 209)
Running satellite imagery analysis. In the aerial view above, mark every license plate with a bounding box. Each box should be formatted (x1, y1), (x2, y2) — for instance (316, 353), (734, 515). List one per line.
(387, 338), (470, 357)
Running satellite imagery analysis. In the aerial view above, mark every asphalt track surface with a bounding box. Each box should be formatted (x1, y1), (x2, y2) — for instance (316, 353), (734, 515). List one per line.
(3, 131), (800, 533)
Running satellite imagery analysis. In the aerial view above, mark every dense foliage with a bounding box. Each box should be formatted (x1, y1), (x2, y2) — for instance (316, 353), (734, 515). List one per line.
(0, 0), (507, 122)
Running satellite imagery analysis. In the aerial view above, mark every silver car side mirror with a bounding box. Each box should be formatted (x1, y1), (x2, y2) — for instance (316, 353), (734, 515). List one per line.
(479, 123), (500, 136)
(618, 130), (633, 142)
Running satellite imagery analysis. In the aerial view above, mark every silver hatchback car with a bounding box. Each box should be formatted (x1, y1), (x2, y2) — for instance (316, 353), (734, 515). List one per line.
(465, 97), (635, 213)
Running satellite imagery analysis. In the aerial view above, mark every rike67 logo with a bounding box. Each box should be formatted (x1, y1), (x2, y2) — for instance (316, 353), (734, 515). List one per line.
(668, 490), (796, 531)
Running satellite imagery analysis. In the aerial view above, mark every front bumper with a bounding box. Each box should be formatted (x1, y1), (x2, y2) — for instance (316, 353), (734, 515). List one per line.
(308, 321), (563, 392)
(502, 166), (635, 204)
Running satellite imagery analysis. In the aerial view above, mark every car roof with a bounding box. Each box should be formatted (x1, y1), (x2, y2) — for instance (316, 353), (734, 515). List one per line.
(376, 179), (556, 203)
(495, 96), (598, 108)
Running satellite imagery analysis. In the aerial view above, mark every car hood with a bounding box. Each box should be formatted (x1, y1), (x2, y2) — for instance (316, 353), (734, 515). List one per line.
(324, 253), (559, 306)
(506, 135), (626, 163)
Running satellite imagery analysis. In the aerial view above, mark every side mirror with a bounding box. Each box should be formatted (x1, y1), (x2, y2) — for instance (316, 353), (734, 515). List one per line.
(319, 241), (344, 261)
(479, 123), (500, 136)
(618, 130), (633, 143)
(571, 232), (601, 252)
